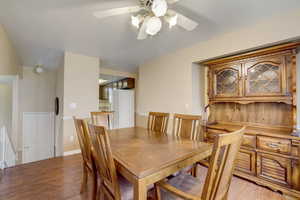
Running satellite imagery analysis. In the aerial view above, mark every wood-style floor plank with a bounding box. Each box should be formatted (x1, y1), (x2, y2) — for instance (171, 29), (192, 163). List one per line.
(0, 154), (284, 200)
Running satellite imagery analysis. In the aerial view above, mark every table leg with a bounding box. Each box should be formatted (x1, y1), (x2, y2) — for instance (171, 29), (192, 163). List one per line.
(134, 180), (147, 200)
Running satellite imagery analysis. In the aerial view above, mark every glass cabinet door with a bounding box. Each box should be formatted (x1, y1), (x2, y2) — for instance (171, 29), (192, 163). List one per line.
(244, 57), (285, 96)
(212, 64), (241, 97)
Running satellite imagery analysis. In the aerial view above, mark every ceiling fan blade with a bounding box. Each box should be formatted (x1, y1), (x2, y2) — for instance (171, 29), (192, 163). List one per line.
(93, 6), (141, 19)
(169, 10), (198, 31)
(166, 0), (180, 4)
(137, 17), (150, 40)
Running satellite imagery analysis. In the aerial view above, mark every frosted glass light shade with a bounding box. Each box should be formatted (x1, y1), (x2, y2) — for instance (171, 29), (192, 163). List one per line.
(131, 15), (142, 28)
(152, 0), (168, 17)
(165, 14), (177, 28)
(146, 17), (162, 35)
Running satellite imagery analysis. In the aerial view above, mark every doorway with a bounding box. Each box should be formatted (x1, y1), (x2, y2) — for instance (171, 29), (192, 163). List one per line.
(99, 73), (135, 129)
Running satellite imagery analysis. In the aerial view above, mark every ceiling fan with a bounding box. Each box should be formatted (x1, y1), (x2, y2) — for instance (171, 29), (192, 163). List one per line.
(93, 0), (199, 40)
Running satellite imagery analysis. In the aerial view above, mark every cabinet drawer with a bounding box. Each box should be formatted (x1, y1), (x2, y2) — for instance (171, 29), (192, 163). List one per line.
(207, 129), (256, 149)
(235, 149), (256, 175)
(257, 136), (291, 154)
(257, 153), (292, 187)
(242, 134), (256, 148)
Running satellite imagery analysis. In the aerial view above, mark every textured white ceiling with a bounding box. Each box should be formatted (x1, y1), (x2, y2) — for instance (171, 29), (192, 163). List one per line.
(1, 0), (300, 72)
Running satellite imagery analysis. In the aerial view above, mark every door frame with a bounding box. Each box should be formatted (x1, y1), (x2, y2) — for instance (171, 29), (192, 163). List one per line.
(0, 75), (18, 159)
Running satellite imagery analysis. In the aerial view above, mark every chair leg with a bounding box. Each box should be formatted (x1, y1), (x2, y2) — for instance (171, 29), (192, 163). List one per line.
(191, 164), (197, 177)
(154, 184), (161, 200)
(91, 172), (98, 200)
(80, 163), (88, 193)
(99, 184), (104, 200)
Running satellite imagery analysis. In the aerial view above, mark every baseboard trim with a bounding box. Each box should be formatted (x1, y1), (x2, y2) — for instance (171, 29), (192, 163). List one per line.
(63, 149), (81, 156)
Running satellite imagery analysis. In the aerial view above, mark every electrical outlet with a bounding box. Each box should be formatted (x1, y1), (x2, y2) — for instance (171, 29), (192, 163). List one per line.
(70, 136), (74, 142)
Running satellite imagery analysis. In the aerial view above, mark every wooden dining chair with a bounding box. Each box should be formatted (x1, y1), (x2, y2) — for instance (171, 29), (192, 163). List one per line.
(88, 124), (137, 200)
(172, 114), (202, 176)
(147, 112), (170, 134)
(73, 117), (98, 200)
(91, 111), (112, 129)
(154, 127), (245, 200)
(172, 114), (202, 140)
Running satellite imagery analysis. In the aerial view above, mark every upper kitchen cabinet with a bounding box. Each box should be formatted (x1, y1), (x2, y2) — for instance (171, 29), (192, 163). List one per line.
(99, 78), (135, 100)
(211, 64), (242, 98)
(244, 55), (287, 97)
(121, 78), (135, 89)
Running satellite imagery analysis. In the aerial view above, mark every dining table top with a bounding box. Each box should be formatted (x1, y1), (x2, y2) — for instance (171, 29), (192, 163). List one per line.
(108, 127), (213, 179)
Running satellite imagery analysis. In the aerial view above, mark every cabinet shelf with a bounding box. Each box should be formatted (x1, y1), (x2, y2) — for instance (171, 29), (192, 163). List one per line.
(209, 96), (293, 105)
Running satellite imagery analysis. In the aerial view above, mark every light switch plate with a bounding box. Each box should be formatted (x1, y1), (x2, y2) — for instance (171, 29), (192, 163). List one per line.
(69, 103), (77, 110)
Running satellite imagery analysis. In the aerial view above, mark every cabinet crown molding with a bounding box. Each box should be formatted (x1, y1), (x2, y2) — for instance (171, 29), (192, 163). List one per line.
(200, 42), (300, 66)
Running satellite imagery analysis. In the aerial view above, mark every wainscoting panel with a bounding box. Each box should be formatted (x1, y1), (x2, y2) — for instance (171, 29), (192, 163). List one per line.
(22, 112), (55, 164)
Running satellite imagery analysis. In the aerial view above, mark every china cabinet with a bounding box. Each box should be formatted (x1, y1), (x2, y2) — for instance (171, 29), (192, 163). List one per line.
(201, 42), (300, 199)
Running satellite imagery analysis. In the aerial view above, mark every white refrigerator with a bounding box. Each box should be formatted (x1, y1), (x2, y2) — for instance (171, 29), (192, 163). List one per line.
(110, 89), (135, 129)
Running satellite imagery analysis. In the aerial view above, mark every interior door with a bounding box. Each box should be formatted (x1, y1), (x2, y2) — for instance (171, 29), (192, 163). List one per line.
(22, 112), (54, 164)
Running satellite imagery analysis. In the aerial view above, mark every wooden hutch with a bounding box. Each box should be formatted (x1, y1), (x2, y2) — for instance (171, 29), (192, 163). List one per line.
(201, 43), (300, 199)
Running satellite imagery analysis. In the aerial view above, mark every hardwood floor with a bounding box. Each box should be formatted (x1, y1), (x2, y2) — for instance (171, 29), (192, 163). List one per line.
(0, 154), (284, 200)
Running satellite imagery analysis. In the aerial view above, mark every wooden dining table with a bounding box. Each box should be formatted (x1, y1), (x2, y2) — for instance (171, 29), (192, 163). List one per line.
(108, 127), (213, 200)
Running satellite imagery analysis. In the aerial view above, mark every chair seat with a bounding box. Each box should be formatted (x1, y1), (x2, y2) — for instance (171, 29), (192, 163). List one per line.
(118, 175), (155, 200)
(160, 167), (207, 200)
(118, 175), (134, 200)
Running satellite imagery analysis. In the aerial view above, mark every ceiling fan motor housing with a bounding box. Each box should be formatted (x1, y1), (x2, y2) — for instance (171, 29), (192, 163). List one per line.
(140, 0), (154, 8)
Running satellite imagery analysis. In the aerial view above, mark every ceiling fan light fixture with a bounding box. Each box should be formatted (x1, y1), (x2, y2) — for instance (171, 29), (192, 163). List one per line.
(131, 15), (142, 28)
(146, 16), (162, 36)
(34, 64), (44, 74)
(151, 0), (168, 17)
(165, 13), (177, 28)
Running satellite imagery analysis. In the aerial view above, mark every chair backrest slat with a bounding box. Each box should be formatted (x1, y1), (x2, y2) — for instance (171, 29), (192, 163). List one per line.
(147, 112), (170, 134)
(172, 114), (202, 141)
(88, 124), (121, 200)
(91, 111), (112, 129)
(201, 127), (245, 200)
(73, 117), (92, 163)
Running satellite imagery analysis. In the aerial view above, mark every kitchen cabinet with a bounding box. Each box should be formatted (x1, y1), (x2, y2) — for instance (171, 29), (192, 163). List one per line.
(100, 78), (135, 100)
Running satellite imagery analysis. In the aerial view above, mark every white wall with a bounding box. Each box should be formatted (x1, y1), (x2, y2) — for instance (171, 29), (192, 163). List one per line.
(63, 52), (99, 152)
(55, 65), (64, 156)
(136, 8), (300, 131)
(0, 83), (12, 135)
(0, 24), (21, 76)
(191, 64), (205, 115)
(100, 67), (137, 79)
